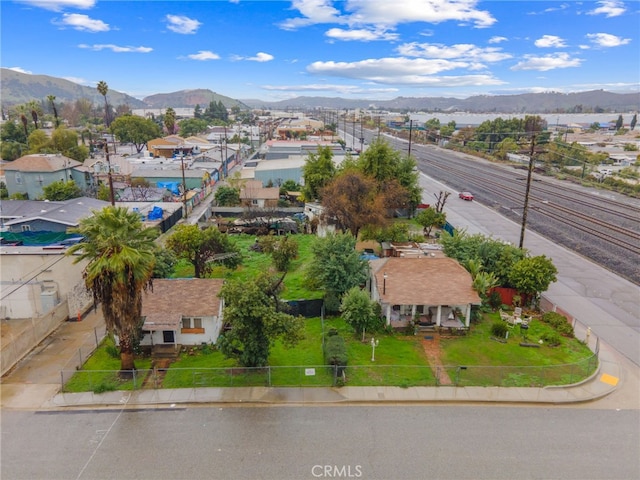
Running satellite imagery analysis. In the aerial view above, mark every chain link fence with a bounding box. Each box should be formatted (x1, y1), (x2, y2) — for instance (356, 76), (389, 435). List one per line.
(60, 354), (597, 393)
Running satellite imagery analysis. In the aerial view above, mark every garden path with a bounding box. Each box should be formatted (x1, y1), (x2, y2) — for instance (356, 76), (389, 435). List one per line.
(420, 335), (453, 385)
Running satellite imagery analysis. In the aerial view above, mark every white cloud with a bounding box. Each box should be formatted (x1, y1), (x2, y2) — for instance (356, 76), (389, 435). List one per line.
(186, 51), (220, 61)
(280, 0), (496, 31)
(166, 14), (202, 34)
(279, 0), (345, 30)
(488, 36), (508, 44)
(232, 52), (275, 62)
(56, 13), (110, 32)
(307, 57), (504, 86)
(78, 44), (152, 53)
(397, 42), (512, 63)
(511, 53), (582, 71)
(7, 67), (32, 74)
(534, 35), (567, 48)
(586, 33), (631, 47)
(14, 0), (95, 12)
(588, 1), (626, 17)
(325, 28), (399, 42)
(344, 0), (496, 28)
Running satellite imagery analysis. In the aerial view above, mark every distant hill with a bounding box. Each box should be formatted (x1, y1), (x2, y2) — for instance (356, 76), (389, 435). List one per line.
(142, 89), (250, 110)
(2, 69), (637, 114)
(0, 68), (147, 108)
(241, 90), (640, 113)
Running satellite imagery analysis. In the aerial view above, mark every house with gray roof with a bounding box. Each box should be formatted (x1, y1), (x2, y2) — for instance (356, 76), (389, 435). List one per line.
(2, 154), (94, 200)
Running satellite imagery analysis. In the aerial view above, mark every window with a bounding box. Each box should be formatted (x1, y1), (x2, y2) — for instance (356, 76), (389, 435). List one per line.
(15, 172), (22, 185)
(21, 225), (31, 232)
(181, 317), (204, 333)
(252, 199), (259, 205)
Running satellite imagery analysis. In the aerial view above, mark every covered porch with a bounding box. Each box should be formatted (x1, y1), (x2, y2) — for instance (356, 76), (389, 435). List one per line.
(140, 313), (180, 353)
(384, 303), (471, 330)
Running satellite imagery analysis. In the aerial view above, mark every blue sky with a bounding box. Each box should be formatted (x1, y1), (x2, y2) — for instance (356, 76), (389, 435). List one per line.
(1, 0), (638, 101)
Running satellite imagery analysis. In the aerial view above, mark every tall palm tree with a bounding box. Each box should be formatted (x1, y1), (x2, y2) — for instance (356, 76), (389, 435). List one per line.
(97, 80), (111, 127)
(20, 114), (28, 138)
(47, 95), (60, 128)
(31, 109), (39, 129)
(67, 206), (158, 372)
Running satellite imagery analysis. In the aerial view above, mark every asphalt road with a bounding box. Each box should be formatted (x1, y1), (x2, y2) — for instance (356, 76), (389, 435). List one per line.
(1, 406), (638, 480)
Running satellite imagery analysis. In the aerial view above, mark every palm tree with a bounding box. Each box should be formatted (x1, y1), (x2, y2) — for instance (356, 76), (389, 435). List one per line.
(67, 206), (158, 373)
(20, 114), (28, 138)
(31, 109), (39, 129)
(97, 80), (111, 127)
(47, 95), (60, 128)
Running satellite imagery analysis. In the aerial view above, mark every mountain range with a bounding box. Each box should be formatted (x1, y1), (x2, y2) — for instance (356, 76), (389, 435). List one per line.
(1, 68), (638, 114)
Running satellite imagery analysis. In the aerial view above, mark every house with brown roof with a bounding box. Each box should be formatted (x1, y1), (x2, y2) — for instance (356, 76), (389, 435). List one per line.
(239, 179), (279, 208)
(370, 257), (481, 330)
(139, 278), (225, 348)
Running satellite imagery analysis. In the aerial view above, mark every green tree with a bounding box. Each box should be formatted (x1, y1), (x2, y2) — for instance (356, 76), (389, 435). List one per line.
(151, 247), (178, 278)
(415, 207), (446, 237)
(214, 185), (240, 206)
(110, 114), (162, 153)
(27, 129), (51, 153)
(178, 118), (208, 137)
(163, 107), (177, 134)
(217, 273), (304, 367)
(66, 206), (158, 372)
(41, 180), (82, 201)
(508, 255), (558, 302)
(270, 235), (298, 272)
(165, 224), (241, 278)
(306, 233), (369, 312)
(630, 114), (637, 131)
(340, 286), (379, 341)
(615, 115), (624, 131)
(1, 141), (25, 161)
(301, 146), (336, 201)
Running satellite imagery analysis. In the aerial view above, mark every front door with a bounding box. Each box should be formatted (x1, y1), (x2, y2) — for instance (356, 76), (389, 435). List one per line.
(162, 330), (175, 343)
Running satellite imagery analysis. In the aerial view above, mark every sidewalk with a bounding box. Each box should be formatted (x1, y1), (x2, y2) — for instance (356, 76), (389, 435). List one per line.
(0, 308), (628, 410)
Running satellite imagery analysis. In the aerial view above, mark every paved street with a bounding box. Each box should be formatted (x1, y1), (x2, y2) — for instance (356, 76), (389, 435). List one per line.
(2, 406), (638, 480)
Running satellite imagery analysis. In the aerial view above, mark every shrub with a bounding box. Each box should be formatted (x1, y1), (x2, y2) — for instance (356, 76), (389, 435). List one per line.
(105, 344), (119, 359)
(541, 312), (574, 337)
(490, 321), (508, 338)
(93, 382), (117, 394)
(324, 334), (348, 373)
(541, 332), (562, 347)
(488, 290), (503, 311)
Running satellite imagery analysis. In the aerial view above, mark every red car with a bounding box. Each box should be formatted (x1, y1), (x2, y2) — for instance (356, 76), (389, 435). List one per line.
(459, 191), (474, 201)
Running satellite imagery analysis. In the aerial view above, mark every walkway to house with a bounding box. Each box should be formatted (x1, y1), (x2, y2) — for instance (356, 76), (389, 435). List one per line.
(420, 334), (453, 385)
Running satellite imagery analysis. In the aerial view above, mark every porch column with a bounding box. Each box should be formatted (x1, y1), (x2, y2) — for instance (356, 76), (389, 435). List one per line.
(385, 304), (391, 326)
(436, 305), (442, 327)
(465, 305), (471, 327)
(411, 305), (417, 318)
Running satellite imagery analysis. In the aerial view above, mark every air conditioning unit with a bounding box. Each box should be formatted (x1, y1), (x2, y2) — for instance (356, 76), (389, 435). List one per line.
(40, 288), (60, 314)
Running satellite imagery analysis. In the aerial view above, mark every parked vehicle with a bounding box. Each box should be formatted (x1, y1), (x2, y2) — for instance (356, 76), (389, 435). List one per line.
(459, 191), (474, 201)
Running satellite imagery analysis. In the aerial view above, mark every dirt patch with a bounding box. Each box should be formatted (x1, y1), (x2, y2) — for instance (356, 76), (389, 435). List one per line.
(421, 335), (453, 385)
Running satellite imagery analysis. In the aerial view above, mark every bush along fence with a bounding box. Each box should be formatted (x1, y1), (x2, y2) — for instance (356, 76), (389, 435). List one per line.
(60, 353), (598, 393)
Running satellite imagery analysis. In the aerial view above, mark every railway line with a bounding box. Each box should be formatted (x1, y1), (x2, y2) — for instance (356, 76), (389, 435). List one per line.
(355, 128), (640, 284)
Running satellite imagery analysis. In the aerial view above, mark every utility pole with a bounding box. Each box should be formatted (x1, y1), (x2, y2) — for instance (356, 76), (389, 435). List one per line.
(103, 142), (115, 206)
(180, 153), (187, 217)
(519, 134), (537, 249)
(408, 120), (413, 158)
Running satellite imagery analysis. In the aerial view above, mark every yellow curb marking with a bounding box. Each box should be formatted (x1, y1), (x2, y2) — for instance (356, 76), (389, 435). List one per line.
(600, 373), (619, 386)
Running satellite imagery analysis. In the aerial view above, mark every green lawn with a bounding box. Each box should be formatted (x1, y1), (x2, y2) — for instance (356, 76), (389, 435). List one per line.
(171, 234), (323, 300)
(440, 312), (596, 386)
(64, 312), (596, 392)
(62, 337), (153, 393)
